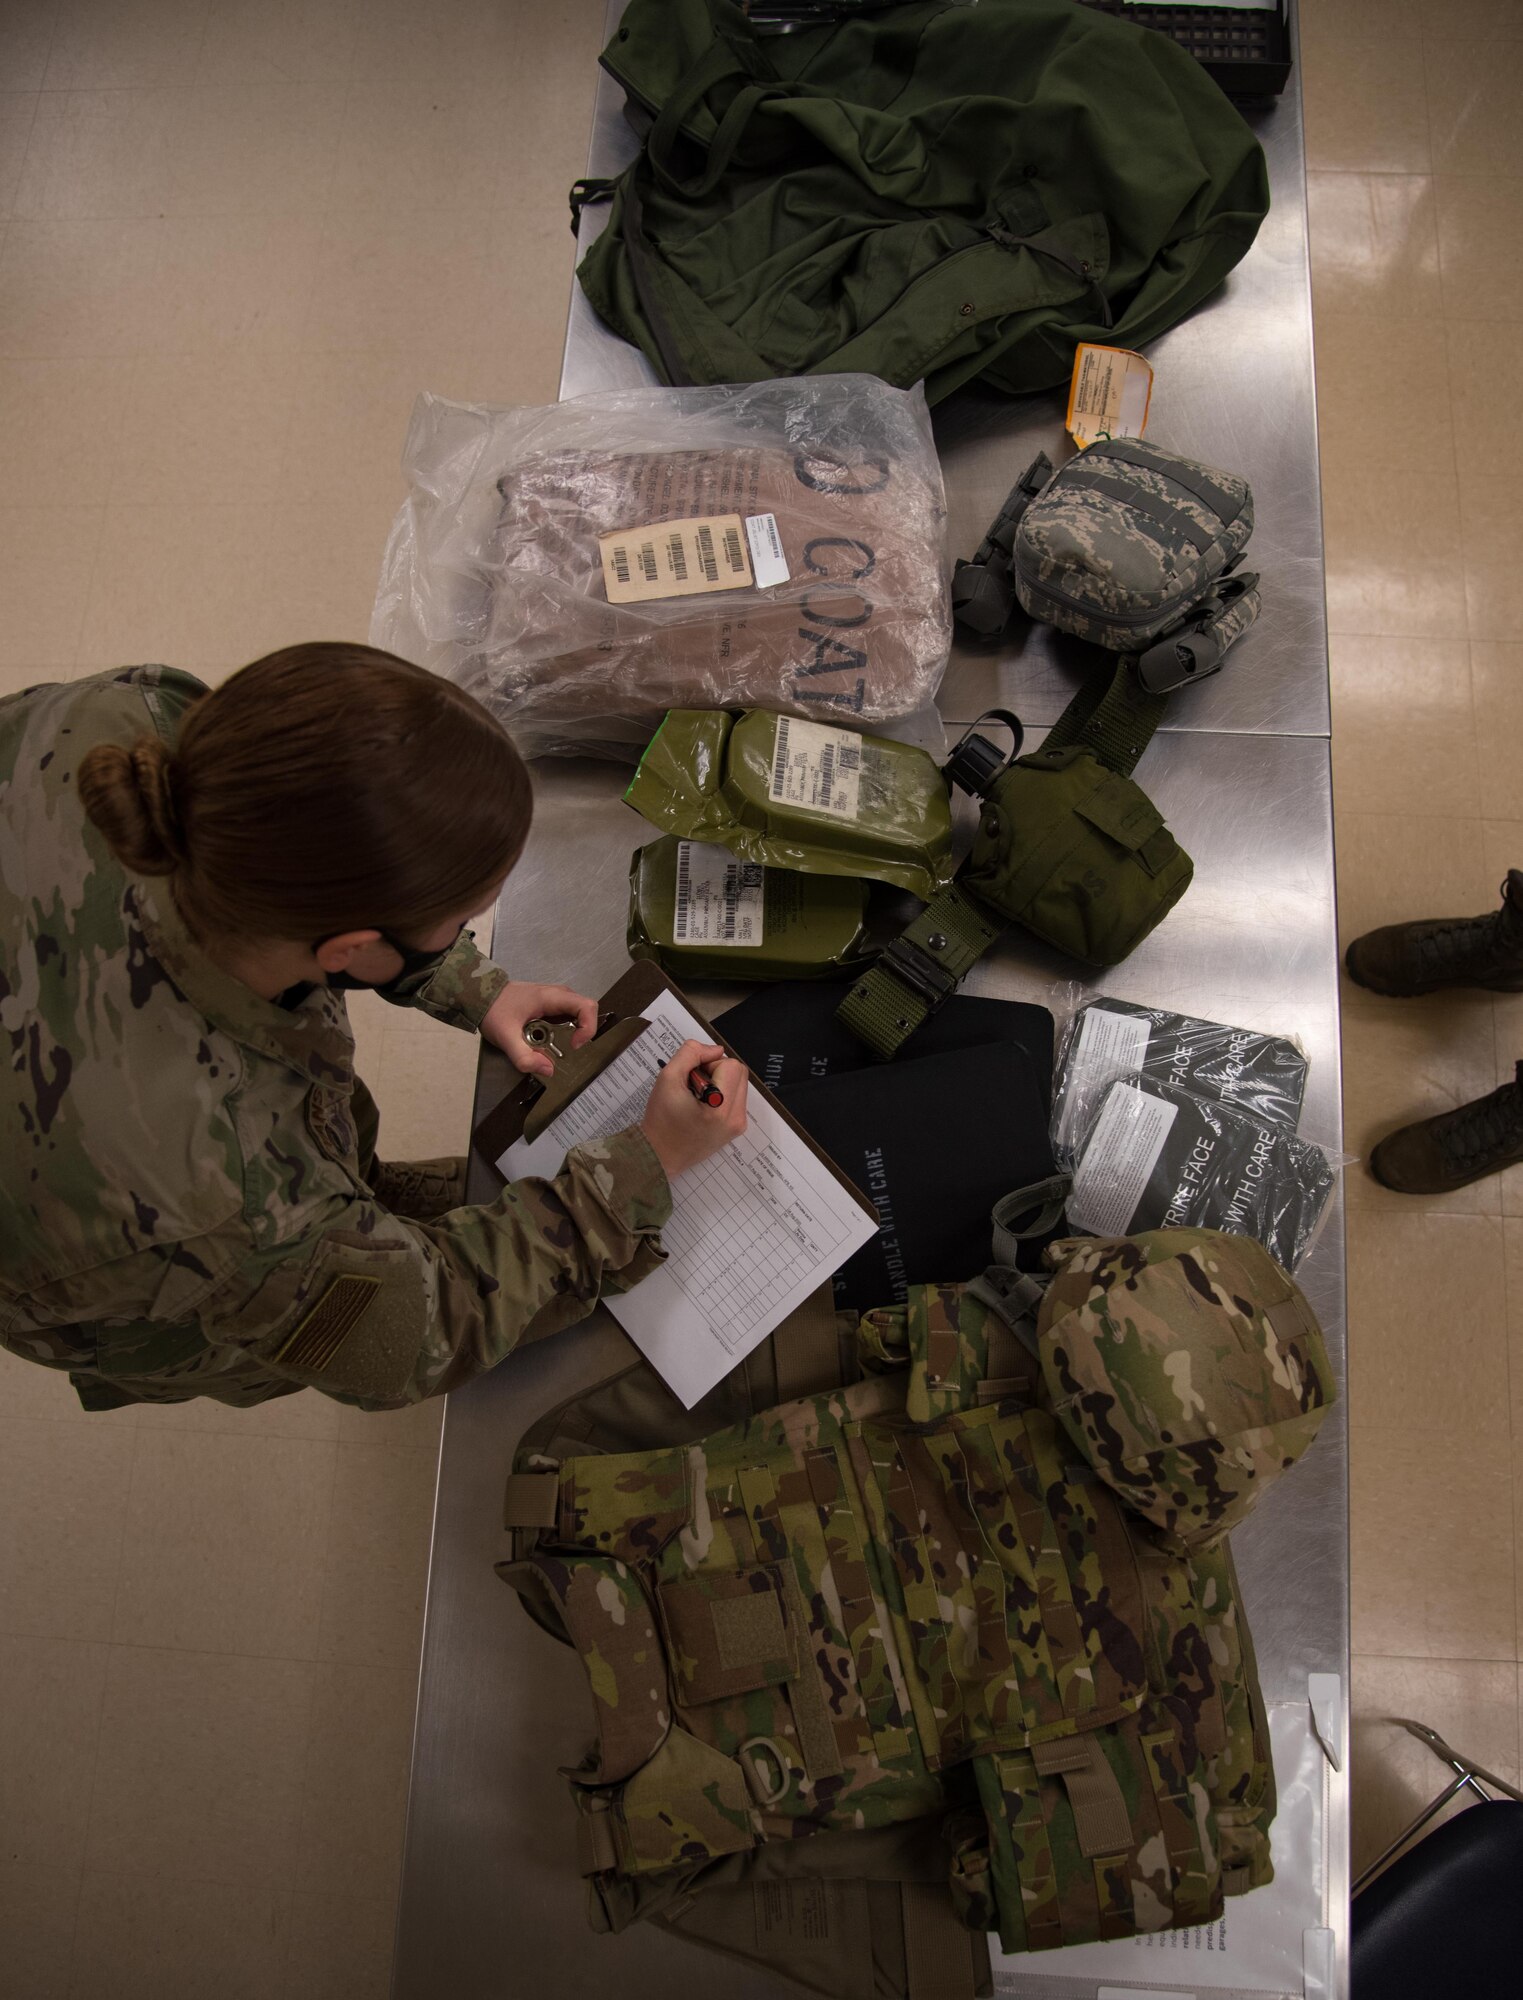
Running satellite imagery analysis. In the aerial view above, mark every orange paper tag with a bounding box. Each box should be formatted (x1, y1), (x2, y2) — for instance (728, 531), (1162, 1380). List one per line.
(1066, 344), (1155, 448)
(599, 513), (753, 602)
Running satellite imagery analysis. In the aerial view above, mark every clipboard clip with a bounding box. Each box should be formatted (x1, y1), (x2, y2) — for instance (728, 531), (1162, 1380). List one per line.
(520, 1013), (651, 1144)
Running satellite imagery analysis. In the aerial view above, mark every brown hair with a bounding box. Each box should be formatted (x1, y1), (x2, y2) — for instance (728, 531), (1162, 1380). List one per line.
(78, 644), (533, 942)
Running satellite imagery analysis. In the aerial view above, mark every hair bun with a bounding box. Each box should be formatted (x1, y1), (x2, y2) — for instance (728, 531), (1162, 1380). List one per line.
(78, 736), (186, 877)
(130, 739), (186, 865)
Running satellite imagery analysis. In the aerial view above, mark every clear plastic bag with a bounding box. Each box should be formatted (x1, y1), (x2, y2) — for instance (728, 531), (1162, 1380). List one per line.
(1051, 993), (1309, 1170)
(370, 375), (952, 760)
(1066, 1075), (1338, 1271)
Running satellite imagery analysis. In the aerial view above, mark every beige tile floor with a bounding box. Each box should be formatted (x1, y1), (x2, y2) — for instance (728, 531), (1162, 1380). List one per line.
(0, 0), (1519, 1990)
(1302, 0), (1523, 1877)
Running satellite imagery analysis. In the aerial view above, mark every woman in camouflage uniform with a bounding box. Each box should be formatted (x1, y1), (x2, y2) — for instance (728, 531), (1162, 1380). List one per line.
(0, 644), (746, 1413)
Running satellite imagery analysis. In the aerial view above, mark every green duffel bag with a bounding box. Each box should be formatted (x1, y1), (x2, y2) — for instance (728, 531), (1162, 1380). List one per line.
(573, 0), (1269, 403)
(837, 686), (1193, 1059)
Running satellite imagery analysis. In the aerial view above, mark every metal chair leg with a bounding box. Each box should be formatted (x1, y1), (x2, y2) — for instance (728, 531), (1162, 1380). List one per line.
(1354, 1717), (1523, 1894)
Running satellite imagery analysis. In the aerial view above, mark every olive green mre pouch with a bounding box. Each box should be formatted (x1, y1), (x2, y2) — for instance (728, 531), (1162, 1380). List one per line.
(624, 708), (954, 901)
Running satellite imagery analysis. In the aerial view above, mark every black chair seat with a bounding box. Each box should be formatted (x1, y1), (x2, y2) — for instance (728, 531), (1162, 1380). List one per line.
(1353, 1801), (1523, 1998)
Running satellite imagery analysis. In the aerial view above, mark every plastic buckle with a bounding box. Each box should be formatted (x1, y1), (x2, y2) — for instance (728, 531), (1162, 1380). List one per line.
(944, 708), (1025, 797)
(879, 937), (958, 1012)
(950, 557), (1014, 638)
(951, 453), (1053, 640)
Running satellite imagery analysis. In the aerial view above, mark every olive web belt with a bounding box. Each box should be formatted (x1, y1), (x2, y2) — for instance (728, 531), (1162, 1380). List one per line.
(1041, 652), (1168, 780)
(836, 879), (1002, 1059)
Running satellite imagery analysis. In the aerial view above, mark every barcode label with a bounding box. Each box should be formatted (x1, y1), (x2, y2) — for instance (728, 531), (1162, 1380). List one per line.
(672, 841), (765, 947)
(767, 716), (864, 820)
(598, 513), (753, 602)
(772, 717), (791, 797)
(744, 511), (789, 587)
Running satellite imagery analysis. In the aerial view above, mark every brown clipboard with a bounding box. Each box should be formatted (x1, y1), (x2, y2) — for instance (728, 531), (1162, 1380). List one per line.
(471, 959), (877, 1226)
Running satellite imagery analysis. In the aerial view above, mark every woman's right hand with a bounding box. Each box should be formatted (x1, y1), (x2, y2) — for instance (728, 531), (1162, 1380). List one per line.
(639, 1040), (749, 1182)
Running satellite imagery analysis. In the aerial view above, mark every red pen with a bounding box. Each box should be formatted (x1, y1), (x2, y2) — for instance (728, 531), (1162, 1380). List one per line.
(687, 1065), (725, 1109)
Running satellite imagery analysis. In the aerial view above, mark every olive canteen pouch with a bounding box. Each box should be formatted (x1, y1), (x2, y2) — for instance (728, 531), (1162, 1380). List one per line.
(623, 708), (954, 900)
(837, 709), (1192, 1060)
(963, 737), (1192, 963)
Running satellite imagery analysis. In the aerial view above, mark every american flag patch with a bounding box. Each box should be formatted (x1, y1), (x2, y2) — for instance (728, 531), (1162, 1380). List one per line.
(277, 1275), (382, 1373)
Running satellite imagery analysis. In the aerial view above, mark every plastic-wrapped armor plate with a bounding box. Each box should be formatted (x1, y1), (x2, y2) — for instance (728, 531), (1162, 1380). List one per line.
(1052, 995), (1308, 1166)
(1067, 1075), (1336, 1269)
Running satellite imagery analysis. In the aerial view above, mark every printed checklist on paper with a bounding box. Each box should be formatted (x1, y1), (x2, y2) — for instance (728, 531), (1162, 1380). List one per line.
(499, 986), (876, 1407)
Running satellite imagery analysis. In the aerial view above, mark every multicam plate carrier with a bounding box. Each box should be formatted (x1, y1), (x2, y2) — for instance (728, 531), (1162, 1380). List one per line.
(499, 1229), (1336, 1998)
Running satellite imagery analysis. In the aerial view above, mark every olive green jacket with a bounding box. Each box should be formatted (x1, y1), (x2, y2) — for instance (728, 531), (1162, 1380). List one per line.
(0, 668), (670, 1412)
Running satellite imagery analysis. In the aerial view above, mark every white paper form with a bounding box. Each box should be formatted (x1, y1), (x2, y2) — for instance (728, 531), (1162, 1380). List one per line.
(499, 986), (877, 1408)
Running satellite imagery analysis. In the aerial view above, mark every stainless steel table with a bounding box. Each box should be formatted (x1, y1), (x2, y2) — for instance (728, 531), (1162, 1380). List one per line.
(395, 8), (1347, 1995)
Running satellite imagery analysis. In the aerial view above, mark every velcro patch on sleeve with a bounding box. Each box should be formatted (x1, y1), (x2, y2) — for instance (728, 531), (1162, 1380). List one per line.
(277, 1274), (382, 1374)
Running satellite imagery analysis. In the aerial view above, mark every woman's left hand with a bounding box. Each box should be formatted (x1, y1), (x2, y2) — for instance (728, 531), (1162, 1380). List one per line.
(481, 982), (599, 1080)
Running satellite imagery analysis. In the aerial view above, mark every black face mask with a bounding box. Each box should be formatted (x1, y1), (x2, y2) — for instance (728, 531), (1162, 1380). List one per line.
(320, 925), (464, 994)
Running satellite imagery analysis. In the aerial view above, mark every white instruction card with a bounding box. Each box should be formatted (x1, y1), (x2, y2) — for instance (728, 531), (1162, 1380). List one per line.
(1055, 1005), (1152, 1154)
(673, 841), (765, 947)
(769, 715), (863, 820)
(499, 987), (876, 1408)
(745, 511), (790, 587)
(1069, 1080), (1177, 1236)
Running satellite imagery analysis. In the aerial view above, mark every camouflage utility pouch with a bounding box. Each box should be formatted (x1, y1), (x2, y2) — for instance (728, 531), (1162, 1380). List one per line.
(953, 437), (1260, 695)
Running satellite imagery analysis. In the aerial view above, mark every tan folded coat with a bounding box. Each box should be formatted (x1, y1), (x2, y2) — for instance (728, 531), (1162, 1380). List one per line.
(477, 442), (949, 755)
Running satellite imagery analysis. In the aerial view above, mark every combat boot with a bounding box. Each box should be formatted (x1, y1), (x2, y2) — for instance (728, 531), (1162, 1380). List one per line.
(1345, 871), (1523, 997)
(1369, 1063), (1523, 1195)
(371, 1156), (468, 1221)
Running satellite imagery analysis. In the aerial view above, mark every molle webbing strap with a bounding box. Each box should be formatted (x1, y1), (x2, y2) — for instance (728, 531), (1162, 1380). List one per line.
(729, 1473), (846, 1786)
(1039, 655), (1169, 780)
(1031, 1735), (1132, 1860)
(780, 1565), (847, 1783)
(835, 880), (1003, 1061)
(964, 1266), (1049, 1383)
(576, 1797), (619, 1876)
(990, 1178), (1072, 1267)
(951, 452), (1054, 638)
(771, 1280), (846, 1402)
(900, 1882), (981, 2000)
(1087, 437), (1245, 528)
(1057, 463), (1215, 553)
(502, 1471), (561, 1530)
